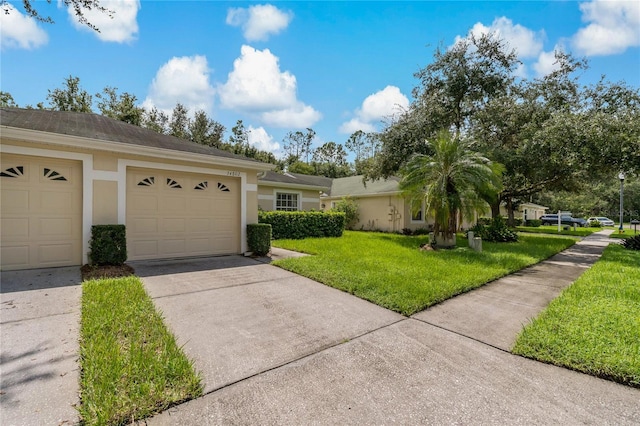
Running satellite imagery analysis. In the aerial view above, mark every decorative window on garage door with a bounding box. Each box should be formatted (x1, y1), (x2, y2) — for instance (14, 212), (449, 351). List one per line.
(43, 168), (67, 181)
(137, 177), (155, 186)
(166, 178), (182, 189)
(0, 166), (24, 178)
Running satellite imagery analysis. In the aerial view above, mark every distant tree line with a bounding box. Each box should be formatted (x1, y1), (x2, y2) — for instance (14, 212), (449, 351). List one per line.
(0, 76), (380, 177)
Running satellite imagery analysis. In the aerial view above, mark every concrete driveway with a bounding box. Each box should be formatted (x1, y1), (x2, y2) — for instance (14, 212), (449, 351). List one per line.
(134, 254), (640, 425)
(0, 267), (81, 426)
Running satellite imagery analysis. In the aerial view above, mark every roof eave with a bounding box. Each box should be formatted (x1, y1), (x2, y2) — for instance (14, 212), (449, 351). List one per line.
(258, 180), (329, 191)
(1, 126), (275, 171)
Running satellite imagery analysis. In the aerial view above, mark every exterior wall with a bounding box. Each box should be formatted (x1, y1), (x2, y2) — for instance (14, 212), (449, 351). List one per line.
(258, 185), (321, 211)
(324, 195), (403, 232)
(1, 135), (267, 263)
(92, 180), (118, 224)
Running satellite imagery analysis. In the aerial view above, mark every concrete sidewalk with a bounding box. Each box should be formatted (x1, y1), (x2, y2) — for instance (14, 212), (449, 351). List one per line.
(0, 267), (81, 426)
(413, 229), (616, 350)
(144, 230), (640, 425)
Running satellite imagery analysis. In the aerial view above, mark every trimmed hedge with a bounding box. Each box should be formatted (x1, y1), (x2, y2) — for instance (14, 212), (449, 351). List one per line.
(259, 211), (345, 240)
(247, 223), (272, 256)
(526, 219), (542, 227)
(89, 225), (127, 265)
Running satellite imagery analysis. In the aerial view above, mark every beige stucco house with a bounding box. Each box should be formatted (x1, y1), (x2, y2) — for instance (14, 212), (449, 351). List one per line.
(492, 202), (548, 221)
(0, 108), (272, 271)
(257, 171), (331, 212)
(320, 175), (434, 232)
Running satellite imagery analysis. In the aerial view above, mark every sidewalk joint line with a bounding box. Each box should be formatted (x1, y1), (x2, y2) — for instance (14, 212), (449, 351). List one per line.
(198, 317), (409, 398)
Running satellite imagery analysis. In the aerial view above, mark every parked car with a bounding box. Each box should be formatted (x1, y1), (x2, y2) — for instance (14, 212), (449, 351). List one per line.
(586, 217), (615, 226)
(540, 214), (588, 227)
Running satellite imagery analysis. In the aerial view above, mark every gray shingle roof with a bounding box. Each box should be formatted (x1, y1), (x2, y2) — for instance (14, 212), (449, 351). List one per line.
(327, 175), (401, 197)
(259, 171), (332, 189)
(0, 107), (266, 164)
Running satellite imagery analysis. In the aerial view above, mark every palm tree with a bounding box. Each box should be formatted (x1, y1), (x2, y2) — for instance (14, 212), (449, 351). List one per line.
(400, 131), (502, 247)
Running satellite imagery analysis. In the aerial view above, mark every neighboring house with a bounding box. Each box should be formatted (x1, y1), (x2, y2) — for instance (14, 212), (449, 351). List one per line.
(0, 108), (272, 271)
(498, 202), (549, 221)
(320, 175), (433, 233)
(257, 171), (331, 212)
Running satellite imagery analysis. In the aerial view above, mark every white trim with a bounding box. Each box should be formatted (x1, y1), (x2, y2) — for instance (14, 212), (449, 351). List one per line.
(117, 159), (249, 253)
(273, 189), (302, 211)
(0, 144), (93, 266)
(302, 197), (320, 204)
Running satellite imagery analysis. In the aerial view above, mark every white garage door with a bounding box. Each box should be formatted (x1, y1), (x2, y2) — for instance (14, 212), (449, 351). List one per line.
(0, 154), (83, 270)
(126, 167), (240, 260)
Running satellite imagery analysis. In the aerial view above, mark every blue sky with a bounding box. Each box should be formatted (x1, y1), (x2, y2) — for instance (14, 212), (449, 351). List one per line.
(2, 1), (639, 157)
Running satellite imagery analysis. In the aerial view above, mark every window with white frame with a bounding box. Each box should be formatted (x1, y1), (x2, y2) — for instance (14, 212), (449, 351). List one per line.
(411, 201), (425, 222)
(276, 192), (299, 211)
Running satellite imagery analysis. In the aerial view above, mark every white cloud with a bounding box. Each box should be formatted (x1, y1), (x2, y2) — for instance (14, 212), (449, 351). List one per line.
(226, 4), (293, 42)
(260, 103), (322, 128)
(218, 45), (321, 128)
(0, 3), (48, 50)
(572, 0), (640, 56)
(142, 55), (215, 116)
(455, 17), (545, 59)
(339, 86), (409, 134)
(533, 48), (563, 77)
(68, 0), (140, 43)
(248, 125), (280, 153)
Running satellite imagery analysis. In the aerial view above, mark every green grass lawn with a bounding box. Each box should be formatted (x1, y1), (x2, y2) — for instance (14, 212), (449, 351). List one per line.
(272, 231), (577, 316)
(516, 225), (598, 237)
(610, 231), (640, 239)
(513, 244), (640, 388)
(79, 276), (202, 425)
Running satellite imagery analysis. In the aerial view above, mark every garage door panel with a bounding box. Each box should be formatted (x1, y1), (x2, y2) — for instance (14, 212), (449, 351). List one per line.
(188, 197), (212, 213)
(188, 218), (211, 233)
(1, 218), (29, 238)
(1, 154), (82, 270)
(1, 246), (30, 269)
(130, 194), (158, 211)
(39, 243), (76, 264)
(163, 239), (186, 254)
(163, 218), (186, 233)
(130, 218), (158, 234)
(37, 218), (73, 236)
(132, 240), (159, 257)
(126, 167), (240, 260)
(159, 196), (186, 211)
(2, 189), (29, 212)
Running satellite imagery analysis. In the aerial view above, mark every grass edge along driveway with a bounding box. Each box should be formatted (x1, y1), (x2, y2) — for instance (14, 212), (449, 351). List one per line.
(79, 276), (202, 425)
(513, 244), (640, 388)
(273, 231), (577, 316)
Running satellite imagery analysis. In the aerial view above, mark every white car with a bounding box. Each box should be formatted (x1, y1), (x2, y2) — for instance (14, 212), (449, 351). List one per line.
(587, 217), (615, 226)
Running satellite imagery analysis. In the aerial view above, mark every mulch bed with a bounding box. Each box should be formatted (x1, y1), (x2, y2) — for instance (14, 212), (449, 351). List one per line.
(80, 264), (136, 281)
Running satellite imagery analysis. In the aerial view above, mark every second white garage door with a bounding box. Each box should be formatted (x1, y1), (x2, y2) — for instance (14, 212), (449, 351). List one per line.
(126, 167), (240, 261)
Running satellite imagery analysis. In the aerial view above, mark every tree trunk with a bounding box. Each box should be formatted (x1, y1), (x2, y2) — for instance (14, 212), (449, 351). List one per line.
(506, 197), (515, 226)
(490, 200), (501, 219)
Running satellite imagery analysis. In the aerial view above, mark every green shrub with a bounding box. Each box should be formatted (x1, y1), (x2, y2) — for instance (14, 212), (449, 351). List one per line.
(589, 220), (602, 228)
(330, 197), (359, 230)
(621, 234), (640, 251)
(477, 217), (492, 226)
(247, 223), (272, 256)
(259, 211), (345, 239)
(525, 219), (542, 227)
(469, 216), (519, 243)
(89, 225), (127, 266)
